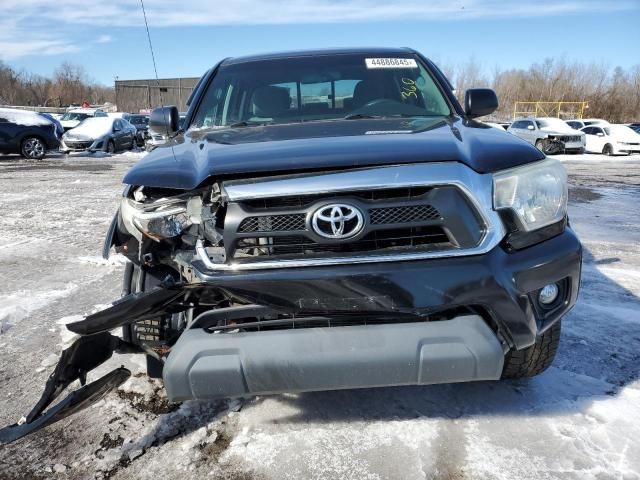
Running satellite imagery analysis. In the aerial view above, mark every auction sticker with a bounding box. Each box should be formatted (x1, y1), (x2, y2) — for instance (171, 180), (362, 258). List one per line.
(365, 58), (418, 69)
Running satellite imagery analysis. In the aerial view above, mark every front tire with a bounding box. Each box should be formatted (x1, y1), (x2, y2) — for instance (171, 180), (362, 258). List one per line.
(501, 321), (561, 379)
(21, 137), (46, 159)
(602, 144), (614, 156)
(106, 140), (116, 154)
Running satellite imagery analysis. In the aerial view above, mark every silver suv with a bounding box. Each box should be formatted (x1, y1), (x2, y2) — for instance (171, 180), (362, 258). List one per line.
(508, 117), (585, 154)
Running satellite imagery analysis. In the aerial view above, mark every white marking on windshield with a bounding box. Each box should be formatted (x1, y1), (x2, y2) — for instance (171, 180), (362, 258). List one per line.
(365, 58), (418, 69)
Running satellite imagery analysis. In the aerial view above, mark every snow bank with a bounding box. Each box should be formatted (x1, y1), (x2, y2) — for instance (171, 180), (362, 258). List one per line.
(0, 108), (52, 126)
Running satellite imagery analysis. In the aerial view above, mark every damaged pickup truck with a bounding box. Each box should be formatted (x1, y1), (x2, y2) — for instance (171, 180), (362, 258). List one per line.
(1, 48), (581, 443)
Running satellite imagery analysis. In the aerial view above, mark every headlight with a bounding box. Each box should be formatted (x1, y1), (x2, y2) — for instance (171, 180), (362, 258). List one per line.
(493, 159), (567, 232)
(120, 197), (191, 241)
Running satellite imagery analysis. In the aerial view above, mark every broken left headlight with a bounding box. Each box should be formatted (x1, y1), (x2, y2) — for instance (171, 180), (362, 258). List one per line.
(120, 197), (191, 241)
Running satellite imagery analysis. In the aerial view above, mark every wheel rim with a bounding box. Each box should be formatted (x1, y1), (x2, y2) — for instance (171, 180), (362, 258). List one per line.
(23, 138), (44, 158)
(604, 145), (611, 155)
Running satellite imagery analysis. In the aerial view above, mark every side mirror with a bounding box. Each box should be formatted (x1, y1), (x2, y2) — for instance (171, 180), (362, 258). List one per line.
(149, 106), (179, 136)
(464, 88), (498, 118)
(113, 125), (120, 132)
(527, 125), (535, 130)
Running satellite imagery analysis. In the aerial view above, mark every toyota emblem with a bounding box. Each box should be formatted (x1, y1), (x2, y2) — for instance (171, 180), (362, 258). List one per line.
(311, 203), (365, 239)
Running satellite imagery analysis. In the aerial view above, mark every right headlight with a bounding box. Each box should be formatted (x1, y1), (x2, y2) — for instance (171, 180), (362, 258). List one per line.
(493, 159), (567, 232)
(120, 197), (191, 241)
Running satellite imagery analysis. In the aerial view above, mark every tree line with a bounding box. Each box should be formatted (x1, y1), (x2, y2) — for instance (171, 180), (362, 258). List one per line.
(1, 58), (639, 122)
(441, 57), (640, 122)
(0, 62), (114, 108)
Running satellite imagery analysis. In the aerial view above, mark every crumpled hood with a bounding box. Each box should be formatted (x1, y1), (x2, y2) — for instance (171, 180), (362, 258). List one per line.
(124, 117), (544, 190)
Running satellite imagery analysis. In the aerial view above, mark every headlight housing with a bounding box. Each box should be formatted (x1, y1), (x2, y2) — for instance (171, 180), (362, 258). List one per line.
(120, 197), (191, 241)
(493, 159), (567, 232)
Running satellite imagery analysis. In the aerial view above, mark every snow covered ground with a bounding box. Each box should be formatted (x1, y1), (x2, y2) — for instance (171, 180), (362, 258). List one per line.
(0, 151), (639, 479)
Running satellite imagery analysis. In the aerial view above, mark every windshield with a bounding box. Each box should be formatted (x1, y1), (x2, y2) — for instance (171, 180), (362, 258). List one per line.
(129, 116), (148, 125)
(191, 54), (451, 129)
(61, 112), (91, 121)
(608, 125), (635, 136)
(536, 118), (571, 130)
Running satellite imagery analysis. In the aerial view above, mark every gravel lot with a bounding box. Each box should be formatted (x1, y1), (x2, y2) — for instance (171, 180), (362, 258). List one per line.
(0, 151), (639, 479)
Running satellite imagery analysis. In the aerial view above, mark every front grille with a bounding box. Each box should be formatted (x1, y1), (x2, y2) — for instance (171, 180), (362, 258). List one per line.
(236, 226), (450, 256)
(370, 205), (441, 224)
(204, 305), (477, 333)
(560, 135), (581, 142)
(238, 214), (306, 233)
(223, 184), (485, 263)
(65, 140), (92, 149)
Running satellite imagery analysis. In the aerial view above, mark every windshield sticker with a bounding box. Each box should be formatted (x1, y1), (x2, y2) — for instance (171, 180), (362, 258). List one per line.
(365, 58), (418, 69)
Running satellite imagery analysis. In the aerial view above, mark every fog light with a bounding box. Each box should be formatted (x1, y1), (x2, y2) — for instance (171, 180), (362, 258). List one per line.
(539, 283), (559, 305)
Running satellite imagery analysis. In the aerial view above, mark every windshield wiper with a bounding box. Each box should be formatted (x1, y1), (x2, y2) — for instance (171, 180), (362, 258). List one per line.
(384, 113), (440, 118)
(343, 113), (439, 121)
(343, 113), (384, 120)
(229, 120), (270, 128)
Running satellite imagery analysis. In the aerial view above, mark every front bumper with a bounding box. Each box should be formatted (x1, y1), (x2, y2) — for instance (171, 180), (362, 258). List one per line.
(617, 145), (640, 154)
(562, 141), (584, 150)
(160, 229), (580, 401)
(186, 228), (581, 350)
(60, 138), (104, 152)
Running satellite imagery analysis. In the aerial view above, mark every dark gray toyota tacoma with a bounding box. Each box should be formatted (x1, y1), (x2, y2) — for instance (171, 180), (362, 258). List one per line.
(1, 48), (581, 443)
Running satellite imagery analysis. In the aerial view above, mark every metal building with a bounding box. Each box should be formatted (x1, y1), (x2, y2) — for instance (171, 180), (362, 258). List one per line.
(114, 77), (200, 113)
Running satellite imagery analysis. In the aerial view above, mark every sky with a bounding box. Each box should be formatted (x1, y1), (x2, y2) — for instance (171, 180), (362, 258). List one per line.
(0, 0), (639, 85)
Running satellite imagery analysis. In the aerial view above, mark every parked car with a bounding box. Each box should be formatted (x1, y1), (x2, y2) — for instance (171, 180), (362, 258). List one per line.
(581, 124), (640, 155)
(37, 112), (64, 137)
(128, 114), (150, 145)
(627, 122), (640, 134)
(59, 108), (108, 131)
(508, 117), (585, 154)
(0, 107), (61, 159)
(565, 118), (610, 130)
(0, 48), (581, 443)
(60, 117), (137, 153)
(145, 112), (186, 150)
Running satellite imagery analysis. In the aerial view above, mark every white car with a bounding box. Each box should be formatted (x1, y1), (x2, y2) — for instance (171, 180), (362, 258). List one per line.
(580, 124), (640, 155)
(565, 118), (610, 130)
(60, 117), (137, 153)
(508, 117), (585, 154)
(59, 108), (108, 132)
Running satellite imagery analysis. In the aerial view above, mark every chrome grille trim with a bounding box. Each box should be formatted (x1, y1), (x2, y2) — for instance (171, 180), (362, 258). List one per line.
(194, 163), (506, 272)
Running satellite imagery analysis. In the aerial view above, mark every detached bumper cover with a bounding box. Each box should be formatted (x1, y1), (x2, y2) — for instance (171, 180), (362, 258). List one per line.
(0, 333), (136, 444)
(163, 315), (504, 402)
